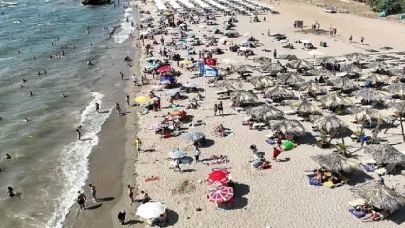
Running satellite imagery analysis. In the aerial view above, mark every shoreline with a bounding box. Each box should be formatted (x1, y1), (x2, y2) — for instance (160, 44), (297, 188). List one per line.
(63, 3), (141, 228)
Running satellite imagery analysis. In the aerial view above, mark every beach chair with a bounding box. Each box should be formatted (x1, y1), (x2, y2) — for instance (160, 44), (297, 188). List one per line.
(374, 168), (387, 176)
(323, 176), (349, 188)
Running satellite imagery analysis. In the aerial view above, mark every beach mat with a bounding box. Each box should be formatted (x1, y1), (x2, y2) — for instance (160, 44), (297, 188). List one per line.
(309, 178), (323, 186)
(348, 209), (367, 218)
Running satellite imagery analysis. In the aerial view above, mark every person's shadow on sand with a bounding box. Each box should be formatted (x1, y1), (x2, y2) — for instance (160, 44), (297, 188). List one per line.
(124, 220), (143, 225)
(86, 203), (102, 210)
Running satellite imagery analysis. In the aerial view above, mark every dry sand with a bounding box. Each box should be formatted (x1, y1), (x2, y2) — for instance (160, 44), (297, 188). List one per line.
(65, 0), (405, 228)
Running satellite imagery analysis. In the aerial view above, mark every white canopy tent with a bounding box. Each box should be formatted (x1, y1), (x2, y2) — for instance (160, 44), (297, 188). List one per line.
(155, 0), (167, 10)
(191, 0), (209, 8)
(178, 0), (195, 8)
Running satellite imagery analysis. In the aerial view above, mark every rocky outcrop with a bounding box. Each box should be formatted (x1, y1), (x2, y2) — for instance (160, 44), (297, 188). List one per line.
(82, 0), (112, 5)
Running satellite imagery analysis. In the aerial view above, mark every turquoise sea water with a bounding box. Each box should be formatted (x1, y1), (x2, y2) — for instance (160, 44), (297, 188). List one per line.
(0, 1), (136, 227)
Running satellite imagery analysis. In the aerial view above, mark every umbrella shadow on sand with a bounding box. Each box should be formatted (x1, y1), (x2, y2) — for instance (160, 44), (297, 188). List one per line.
(391, 207), (405, 224)
(346, 171), (374, 186)
(165, 209), (179, 226)
(233, 183), (250, 197)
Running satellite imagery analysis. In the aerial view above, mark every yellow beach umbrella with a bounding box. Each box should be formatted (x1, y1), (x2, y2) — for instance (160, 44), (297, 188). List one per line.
(179, 60), (192, 65)
(134, 96), (151, 104)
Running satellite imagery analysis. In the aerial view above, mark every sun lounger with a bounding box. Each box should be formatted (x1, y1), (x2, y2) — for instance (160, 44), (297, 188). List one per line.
(348, 199), (366, 207)
(284, 110), (297, 115)
(215, 90), (228, 94)
(232, 107), (244, 112)
(362, 164), (376, 172)
(264, 134), (272, 138)
(308, 178), (323, 186)
(252, 123), (266, 129)
(375, 168), (387, 176)
(349, 208), (367, 218)
(323, 176), (349, 188)
(216, 95), (230, 100)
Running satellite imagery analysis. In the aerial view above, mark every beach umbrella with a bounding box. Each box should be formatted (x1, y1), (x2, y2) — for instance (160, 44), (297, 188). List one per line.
(363, 144), (405, 165)
(391, 100), (405, 112)
(340, 63), (362, 74)
(286, 60), (312, 70)
(183, 132), (205, 142)
(160, 76), (176, 84)
(352, 88), (386, 101)
(253, 56), (272, 65)
(362, 73), (390, 83)
(311, 153), (361, 174)
(134, 96), (151, 104)
(215, 79), (243, 91)
(276, 73), (304, 84)
(136, 202), (167, 218)
(281, 54), (299, 61)
(299, 81), (325, 94)
(319, 56), (337, 64)
(184, 82), (198, 88)
(260, 63), (285, 74)
(245, 104), (284, 123)
(269, 119), (306, 137)
(249, 76), (276, 89)
(179, 60), (193, 65)
(156, 65), (172, 73)
(353, 107), (382, 122)
(206, 169), (231, 185)
(312, 115), (349, 134)
(235, 65), (256, 74)
(290, 99), (321, 116)
(264, 86), (294, 98)
(168, 150), (187, 159)
(231, 90), (260, 106)
(350, 180), (405, 213)
(327, 77), (357, 90)
(384, 83), (405, 96)
(344, 52), (368, 61)
(318, 93), (353, 108)
(207, 186), (234, 203)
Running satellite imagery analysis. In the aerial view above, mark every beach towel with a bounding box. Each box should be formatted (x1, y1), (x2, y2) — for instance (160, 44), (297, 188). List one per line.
(145, 176), (161, 182)
(242, 121), (250, 126)
(348, 209), (367, 218)
(309, 178), (323, 186)
(303, 170), (316, 177)
(362, 164), (376, 172)
(265, 139), (276, 145)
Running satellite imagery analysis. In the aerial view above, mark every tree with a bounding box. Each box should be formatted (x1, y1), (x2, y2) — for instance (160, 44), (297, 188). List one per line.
(368, 0), (404, 14)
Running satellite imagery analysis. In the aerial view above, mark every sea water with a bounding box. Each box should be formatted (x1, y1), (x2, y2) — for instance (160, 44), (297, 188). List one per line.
(0, 1), (136, 227)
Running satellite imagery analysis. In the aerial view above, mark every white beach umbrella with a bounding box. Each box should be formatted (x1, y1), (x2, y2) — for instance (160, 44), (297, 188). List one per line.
(136, 202), (167, 219)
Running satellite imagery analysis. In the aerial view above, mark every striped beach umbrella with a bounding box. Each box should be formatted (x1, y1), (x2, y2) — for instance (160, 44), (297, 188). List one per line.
(183, 132), (205, 142)
(207, 186), (234, 203)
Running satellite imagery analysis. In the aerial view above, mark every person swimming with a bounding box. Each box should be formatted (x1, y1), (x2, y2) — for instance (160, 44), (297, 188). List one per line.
(6, 154), (11, 160)
(7, 187), (15, 198)
(87, 61), (94, 65)
(24, 118), (30, 122)
(29, 91), (33, 96)
(62, 94), (67, 98)
(22, 78), (27, 83)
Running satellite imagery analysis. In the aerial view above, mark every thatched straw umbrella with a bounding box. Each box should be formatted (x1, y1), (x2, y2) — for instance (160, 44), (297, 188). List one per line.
(363, 144), (405, 166)
(276, 73), (305, 84)
(362, 73), (390, 83)
(253, 56), (272, 65)
(352, 88), (386, 102)
(264, 86), (294, 99)
(285, 60), (313, 70)
(231, 90), (259, 106)
(260, 62), (286, 75)
(311, 153), (360, 174)
(249, 76), (276, 90)
(344, 52), (368, 61)
(312, 115), (348, 134)
(299, 81), (325, 94)
(353, 107), (382, 121)
(340, 63), (362, 75)
(319, 56), (337, 64)
(318, 93), (353, 108)
(246, 104), (284, 123)
(269, 119), (305, 137)
(385, 83), (405, 96)
(215, 79), (243, 91)
(327, 77), (357, 90)
(234, 65), (256, 74)
(350, 180), (405, 213)
(290, 100), (321, 116)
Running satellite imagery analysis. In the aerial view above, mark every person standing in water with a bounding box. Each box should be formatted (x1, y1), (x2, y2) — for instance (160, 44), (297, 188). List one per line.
(7, 186), (15, 198)
(76, 129), (82, 141)
(95, 102), (100, 113)
(89, 184), (97, 202)
(77, 191), (87, 210)
(125, 95), (130, 106)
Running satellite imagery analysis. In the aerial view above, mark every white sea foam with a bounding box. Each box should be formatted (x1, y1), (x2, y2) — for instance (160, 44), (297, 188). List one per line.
(46, 92), (111, 228)
(113, 7), (136, 44)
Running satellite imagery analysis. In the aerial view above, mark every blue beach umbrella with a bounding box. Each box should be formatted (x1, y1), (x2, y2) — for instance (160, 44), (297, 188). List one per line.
(168, 150), (187, 159)
(160, 76), (175, 84)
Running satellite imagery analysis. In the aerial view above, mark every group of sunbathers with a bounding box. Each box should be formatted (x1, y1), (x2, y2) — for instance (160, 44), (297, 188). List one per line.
(313, 167), (343, 184)
(202, 155), (229, 165)
(352, 204), (386, 222)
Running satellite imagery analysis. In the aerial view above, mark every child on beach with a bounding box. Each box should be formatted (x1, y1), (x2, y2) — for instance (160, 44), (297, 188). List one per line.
(89, 184), (97, 202)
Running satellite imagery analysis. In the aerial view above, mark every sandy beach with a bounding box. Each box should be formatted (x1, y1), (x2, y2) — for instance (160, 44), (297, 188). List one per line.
(64, 0), (405, 228)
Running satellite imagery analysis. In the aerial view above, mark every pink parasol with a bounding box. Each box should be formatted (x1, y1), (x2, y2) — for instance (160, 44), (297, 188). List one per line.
(207, 185), (234, 203)
(157, 65), (172, 73)
(206, 169), (231, 185)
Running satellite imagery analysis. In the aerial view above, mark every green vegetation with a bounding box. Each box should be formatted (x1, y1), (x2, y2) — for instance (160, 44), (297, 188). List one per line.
(367, 0), (405, 14)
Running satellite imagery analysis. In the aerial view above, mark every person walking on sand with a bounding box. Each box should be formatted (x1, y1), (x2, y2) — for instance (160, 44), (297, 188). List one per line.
(272, 145), (282, 161)
(360, 36), (364, 44)
(125, 95), (130, 106)
(194, 144), (201, 162)
(349, 35), (353, 43)
(118, 210), (126, 225)
(127, 185), (134, 204)
(213, 104), (218, 116)
(115, 103), (121, 115)
(135, 137), (142, 152)
(7, 186), (15, 198)
(218, 101), (224, 116)
(76, 129), (82, 141)
(131, 74), (137, 85)
(89, 184), (97, 202)
(77, 191), (87, 210)
(173, 158), (182, 172)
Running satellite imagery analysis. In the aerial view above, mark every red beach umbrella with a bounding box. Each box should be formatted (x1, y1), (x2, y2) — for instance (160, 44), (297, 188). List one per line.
(206, 169), (231, 185)
(157, 65), (172, 73)
(207, 185), (234, 203)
